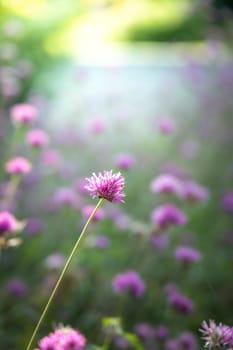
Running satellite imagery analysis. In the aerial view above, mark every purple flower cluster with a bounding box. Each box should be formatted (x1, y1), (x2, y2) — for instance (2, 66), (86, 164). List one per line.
(85, 170), (125, 203)
(112, 270), (146, 297)
(174, 245), (201, 264)
(36, 326), (86, 350)
(166, 286), (194, 314)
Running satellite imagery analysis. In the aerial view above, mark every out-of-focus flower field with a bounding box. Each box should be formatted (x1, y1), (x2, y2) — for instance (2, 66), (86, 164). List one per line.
(0, 1), (233, 349)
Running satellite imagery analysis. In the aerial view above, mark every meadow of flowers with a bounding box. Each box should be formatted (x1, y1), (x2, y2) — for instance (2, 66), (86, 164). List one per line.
(0, 10), (233, 350)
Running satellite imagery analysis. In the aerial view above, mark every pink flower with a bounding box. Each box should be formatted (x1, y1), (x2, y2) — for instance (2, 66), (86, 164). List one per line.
(10, 103), (37, 124)
(5, 157), (31, 175)
(26, 128), (49, 148)
(158, 117), (176, 134)
(174, 245), (201, 263)
(181, 181), (209, 203)
(88, 118), (106, 134)
(112, 270), (146, 297)
(114, 153), (136, 170)
(37, 326), (86, 350)
(85, 170), (125, 203)
(0, 211), (18, 235)
(168, 291), (194, 314)
(151, 204), (187, 230)
(150, 174), (182, 196)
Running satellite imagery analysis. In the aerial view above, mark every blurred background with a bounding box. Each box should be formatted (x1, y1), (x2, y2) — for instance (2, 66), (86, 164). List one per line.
(0, 0), (233, 349)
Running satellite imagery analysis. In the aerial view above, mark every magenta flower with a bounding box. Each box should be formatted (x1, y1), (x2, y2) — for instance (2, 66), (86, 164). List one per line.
(158, 117), (176, 134)
(200, 320), (233, 349)
(134, 323), (154, 339)
(151, 204), (187, 230)
(114, 153), (136, 170)
(10, 103), (37, 124)
(91, 235), (110, 249)
(5, 278), (28, 297)
(221, 191), (233, 213)
(112, 270), (146, 297)
(181, 181), (209, 203)
(150, 174), (182, 196)
(178, 332), (198, 350)
(36, 326), (86, 350)
(85, 170), (125, 203)
(26, 128), (49, 148)
(168, 291), (194, 314)
(174, 245), (201, 263)
(154, 325), (169, 341)
(5, 156), (32, 175)
(0, 211), (18, 235)
(88, 117), (106, 134)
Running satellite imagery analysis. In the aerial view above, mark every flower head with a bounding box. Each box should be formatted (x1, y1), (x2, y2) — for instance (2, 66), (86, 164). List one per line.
(167, 291), (194, 314)
(114, 153), (136, 170)
(5, 156), (32, 175)
(150, 174), (182, 196)
(0, 211), (18, 235)
(85, 170), (125, 203)
(26, 128), (49, 148)
(112, 270), (146, 297)
(37, 326), (86, 350)
(174, 245), (201, 264)
(151, 204), (187, 230)
(200, 320), (233, 349)
(10, 103), (37, 124)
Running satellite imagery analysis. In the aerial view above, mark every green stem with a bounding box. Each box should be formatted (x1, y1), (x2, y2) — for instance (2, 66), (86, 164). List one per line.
(25, 197), (105, 350)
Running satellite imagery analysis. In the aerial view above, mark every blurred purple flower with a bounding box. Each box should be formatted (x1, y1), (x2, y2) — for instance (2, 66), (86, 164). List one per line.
(0, 211), (18, 235)
(5, 157), (31, 175)
(52, 187), (80, 209)
(134, 323), (154, 339)
(168, 291), (194, 314)
(181, 181), (209, 203)
(6, 278), (28, 297)
(150, 233), (168, 251)
(25, 218), (44, 236)
(112, 270), (146, 297)
(37, 326), (86, 350)
(154, 325), (169, 341)
(26, 128), (49, 148)
(174, 245), (201, 263)
(91, 235), (110, 249)
(165, 338), (179, 350)
(151, 204), (187, 230)
(178, 332), (198, 350)
(158, 117), (176, 134)
(85, 170), (125, 203)
(44, 253), (66, 270)
(150, 174), (182, 196)
(221, 191), (233, 213)
(88, 117), (106, 134)
(10, 103), (37, 124)
(42, 149), (62, 169)
(114, 153), (136, 170)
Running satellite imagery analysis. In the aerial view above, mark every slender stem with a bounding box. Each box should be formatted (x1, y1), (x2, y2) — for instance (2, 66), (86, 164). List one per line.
(1, 174), (21, 209)
(25, 198), (105, 350)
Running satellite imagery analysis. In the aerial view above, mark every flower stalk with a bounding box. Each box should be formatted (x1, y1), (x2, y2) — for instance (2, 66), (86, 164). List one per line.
(25, 197), (105, 350)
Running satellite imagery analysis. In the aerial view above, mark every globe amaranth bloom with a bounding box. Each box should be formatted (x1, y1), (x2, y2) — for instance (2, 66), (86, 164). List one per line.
(167, 291), (194, 314)
(85, 170), (125, 203)
(10, 103), (37, 124)
(114, 153), (136, 170)
(150, 174), (182, 196)
(0, 211), (18, 235)
(181, 181), (209, 203)
(151, 204), (187, 230)
(5, 156), (32, 175)
(26, 128), (49, 148)
(200, 320), (233, 349)
(174, 245), (201, 264)
(36, 326), (86, 350)
(112, 270), (146, 297)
